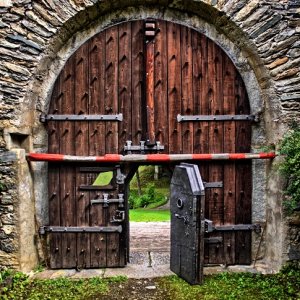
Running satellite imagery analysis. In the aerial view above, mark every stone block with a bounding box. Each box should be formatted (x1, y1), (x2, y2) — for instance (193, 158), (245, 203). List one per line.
(0, 0), (12, 8)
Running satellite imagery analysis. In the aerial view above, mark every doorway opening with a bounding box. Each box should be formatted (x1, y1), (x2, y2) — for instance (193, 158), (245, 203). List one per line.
(128, 165), (172, 268)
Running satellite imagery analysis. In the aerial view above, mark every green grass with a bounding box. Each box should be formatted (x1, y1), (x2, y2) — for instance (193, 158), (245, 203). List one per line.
(0, 271), (127, 300)
(129, 208), (170, 222)
(1, 266), (300, 300)
(157, 268), (300, 300)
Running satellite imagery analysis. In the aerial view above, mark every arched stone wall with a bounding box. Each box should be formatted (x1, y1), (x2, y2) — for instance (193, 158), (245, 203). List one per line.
(0, 0), (299, 272)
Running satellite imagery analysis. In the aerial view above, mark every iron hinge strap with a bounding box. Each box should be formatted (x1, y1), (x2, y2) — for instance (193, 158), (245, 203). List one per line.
(39, 225), (122, 235)
(40, 114), (123, 123)
(204, 219), (261, 233)
(177, 114), (258, 122)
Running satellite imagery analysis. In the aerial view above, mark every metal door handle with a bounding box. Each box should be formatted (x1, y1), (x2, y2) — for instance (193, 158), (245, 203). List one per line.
(174, 213), (188, 224)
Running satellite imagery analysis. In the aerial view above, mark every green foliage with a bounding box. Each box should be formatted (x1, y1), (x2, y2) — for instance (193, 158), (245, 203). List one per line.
(129, 183), (166, 209)
(279, 125), (300, 213)
(158, 267), (300, 300)
(0, 271), (127, 300)
(129, 208), (170, 222)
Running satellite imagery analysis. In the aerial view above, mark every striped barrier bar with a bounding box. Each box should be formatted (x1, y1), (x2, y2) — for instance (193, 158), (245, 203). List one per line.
(27, 152), (276, 163)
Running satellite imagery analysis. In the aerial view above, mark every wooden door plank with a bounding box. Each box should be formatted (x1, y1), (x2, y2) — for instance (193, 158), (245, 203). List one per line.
(207, 41), (224, 264)
(74, 44), (91, 268)
(192, 32), (210, 264)
(105, 26), (120, 267)
(89, 32), (106, 156)
(89, 33), (107, 267)
(131, 21), (144, 144)
(235, 73), (252, 264)
(146, 39), (155, 144)
(105, 26), (119, 154)
(154, 20), (168, 151)
(59, 57), (76, 268)
(118, 22), (132, 266)
(167, 22), (182, 154)
(181, 25), (193, 154)
(222, 55), (236, 265)
(118, 22), (132, 153)
(48, 76), (62, 268)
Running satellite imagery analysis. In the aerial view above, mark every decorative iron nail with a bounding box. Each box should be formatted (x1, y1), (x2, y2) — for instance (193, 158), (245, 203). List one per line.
(96, 248), (100, 252)
(91, 76), (97, 84)
(154, 79), (161, 88)
(120, 31), (127, 38)
(67, 247), (70, 251)
(64, 74), (71, 81)
(55, 247), (59, 252)
(120, 86), (127, 93)
(120, 54), (127, 62)
(106, 62), (113, 70)
(106, 36), (113, 43)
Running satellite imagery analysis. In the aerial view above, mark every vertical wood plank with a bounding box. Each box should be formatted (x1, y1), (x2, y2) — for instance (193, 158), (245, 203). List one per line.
(118, 22), (132, 152)
(180, 25), (193, 154)
(118, 22), (132, 266)
(59, 56), (76, 268)
(207, 41), (224, 264)
(235, 72), (252, 264)
(146, 38), (155, 144)
(89, 32), (107, 268)
(131, 21), (144, 144)
(74, 44), (91, 268)
(167, 22), (182, 154)
(154, 20), (168, 151)
(222, 55), (236, 265)
(105, 26), (120, 267)
(105, 26), (119, 154)
(89, 32), (106, 156)
(48, 76), (62, 268)
(192, 32), (210, 264)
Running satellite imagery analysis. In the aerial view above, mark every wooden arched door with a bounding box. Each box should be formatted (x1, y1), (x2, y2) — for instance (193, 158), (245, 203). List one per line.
(45, 20), (252, 269)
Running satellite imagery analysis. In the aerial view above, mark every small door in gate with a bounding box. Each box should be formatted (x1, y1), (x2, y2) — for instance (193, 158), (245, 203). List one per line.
(170, 163), (205, 285)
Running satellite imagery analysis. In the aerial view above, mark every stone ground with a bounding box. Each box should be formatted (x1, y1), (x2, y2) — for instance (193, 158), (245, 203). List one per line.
(35, 221), (271, 280)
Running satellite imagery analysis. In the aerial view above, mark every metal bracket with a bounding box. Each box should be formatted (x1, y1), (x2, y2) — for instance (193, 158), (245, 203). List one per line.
(39, 225), (122, 234)
(204, 237), (223, 244)
(116, 166), (126, 184)
(90, 193), (124, 208)
(111, 210), (125, 223)
(204, 181), (223, 189)
(124, 140), (164, 154)
(204, 219), (261, 233)
(40, 114), (123, 123)
(177, 114), (257, 122)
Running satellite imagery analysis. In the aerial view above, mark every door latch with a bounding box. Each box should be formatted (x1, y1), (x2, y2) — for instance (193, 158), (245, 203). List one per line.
(204, 219), (261, 233)
(174, 213), (189, 224)
(111, 210), (125, 223)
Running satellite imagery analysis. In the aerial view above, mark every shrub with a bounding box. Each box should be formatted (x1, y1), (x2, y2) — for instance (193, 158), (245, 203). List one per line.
(129, 184), (165, 209)
(279, 124), (300, 213)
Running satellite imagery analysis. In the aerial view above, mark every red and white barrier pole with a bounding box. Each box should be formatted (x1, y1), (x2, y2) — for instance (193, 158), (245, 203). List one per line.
(27, 152), (276, 163)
